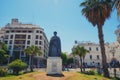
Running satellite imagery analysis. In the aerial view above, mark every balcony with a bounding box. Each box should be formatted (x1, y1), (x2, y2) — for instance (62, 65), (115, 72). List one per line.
(15, 35), (26, 40)
(13, 45), (25, 51)
(14, 40), (26, 45)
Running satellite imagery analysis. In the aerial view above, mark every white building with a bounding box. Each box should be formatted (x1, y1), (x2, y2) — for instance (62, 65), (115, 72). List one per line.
(72, 25), (120, 68)
(0, 28), (4, 42)
(0, 18), (49, 67)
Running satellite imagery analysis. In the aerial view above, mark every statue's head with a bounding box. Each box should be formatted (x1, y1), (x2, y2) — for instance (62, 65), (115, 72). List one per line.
(54, 31), (57, 36)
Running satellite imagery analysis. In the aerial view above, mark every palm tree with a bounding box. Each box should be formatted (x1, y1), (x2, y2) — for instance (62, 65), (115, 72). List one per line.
(82, 47), (89, 72)
(24, 45), (42, 72)
(80, 0), (112, 77)
(112, 0), (120, 19)
(72, 45), (88, 72)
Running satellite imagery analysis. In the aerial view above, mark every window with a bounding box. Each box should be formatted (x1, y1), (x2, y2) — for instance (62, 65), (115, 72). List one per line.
(28, 35), (31, 39)
(89, 47), (91, 51)
(16, 30), (21, 32)
(21, 52), (24, 56)
(6, 30), (9, 33)
(9, 40), (12, 44)
(36, 30), (39, 33)
(36, 35), (38, 39)
(22, 46), (25, 49)
(40, 36), (42, 40)
(9, 46), (12, 50)
(44, 49), (45, 53)
(35, 41), (38, 45)
(11, 30), (14, 32)
(90, 55), (92, 59)
(23, 30), (27, 33)
(39, 41), (41, 45)
(28, 31), (32, 33)
(98, 62), (100, 66)
(27, 41), (30, 44)
(5, 41), (8, 44)
(10, 35), (13, 39)
(5, 35), (9, 39)
(96, 47), (98, 51)
(97, 55), (99, 59)
(40, 31), (42, 33)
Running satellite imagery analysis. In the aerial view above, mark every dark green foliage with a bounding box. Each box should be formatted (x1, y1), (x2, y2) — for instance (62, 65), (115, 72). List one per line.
(13, 51), (20, 60)
(84, 70), (95, 75)
(0, 66), (7, 77)
(0, 42), (8, 65)
(67, 57), (73, 65)
(61, 52), (68, 66)
(8, 59), (27, 75)
(1, 42), (8, 52)
(112, 77), (120, 80)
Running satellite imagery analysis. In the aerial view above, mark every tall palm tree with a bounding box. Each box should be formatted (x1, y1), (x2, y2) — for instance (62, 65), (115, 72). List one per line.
(80, 0), (112, 77)
(72, 45), (88, 72)
(24, 45), (42, 72)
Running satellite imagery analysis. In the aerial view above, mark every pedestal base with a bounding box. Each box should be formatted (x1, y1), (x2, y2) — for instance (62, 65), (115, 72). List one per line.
(46, 57), (62, 75)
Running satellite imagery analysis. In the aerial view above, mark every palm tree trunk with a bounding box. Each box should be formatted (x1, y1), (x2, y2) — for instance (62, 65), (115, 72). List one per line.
(30, 55), (33, 72)
(97, 25), (109, 77)
(83, 57), (85, 72)
(29, 55), (31, 69)
(79, 56), (83, 72)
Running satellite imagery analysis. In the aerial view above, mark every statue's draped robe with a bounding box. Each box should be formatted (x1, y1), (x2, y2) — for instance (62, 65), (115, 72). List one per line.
(48, 36), (61, 57)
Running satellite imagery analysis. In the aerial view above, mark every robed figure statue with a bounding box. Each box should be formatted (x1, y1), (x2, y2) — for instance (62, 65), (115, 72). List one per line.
(48, 31), (61, 57)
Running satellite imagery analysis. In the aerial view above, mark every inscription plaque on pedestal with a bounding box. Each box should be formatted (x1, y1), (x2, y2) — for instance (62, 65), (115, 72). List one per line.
(47, 57), (62, 74)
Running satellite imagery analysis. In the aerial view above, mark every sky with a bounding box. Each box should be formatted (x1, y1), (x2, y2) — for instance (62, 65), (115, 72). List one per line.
(0, 0), (119, 54)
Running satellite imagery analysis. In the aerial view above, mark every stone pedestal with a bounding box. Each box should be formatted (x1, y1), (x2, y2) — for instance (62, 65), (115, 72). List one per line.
(46, 57), (62, 75)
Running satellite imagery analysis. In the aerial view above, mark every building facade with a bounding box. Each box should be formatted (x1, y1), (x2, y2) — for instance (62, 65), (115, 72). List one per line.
(72, 26), (120, 68)
(0, 19), (49, 67)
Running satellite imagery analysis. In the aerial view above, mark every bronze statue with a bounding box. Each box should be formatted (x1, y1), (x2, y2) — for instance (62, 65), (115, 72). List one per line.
(48, 31), (61, 57)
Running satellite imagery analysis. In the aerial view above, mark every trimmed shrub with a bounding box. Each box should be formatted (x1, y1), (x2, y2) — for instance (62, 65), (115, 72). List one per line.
(0, 67), (7, 77)
(84, 70), (95, 75)
(8, 59), (27, 75)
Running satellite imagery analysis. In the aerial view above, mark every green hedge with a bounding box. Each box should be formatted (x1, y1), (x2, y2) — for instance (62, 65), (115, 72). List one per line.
(84, 70), (95, 75)
(8, 59), (27, 75)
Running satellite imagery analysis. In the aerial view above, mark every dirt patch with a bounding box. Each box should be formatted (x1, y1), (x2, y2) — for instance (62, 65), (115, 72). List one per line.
(31, 72), (74, 80)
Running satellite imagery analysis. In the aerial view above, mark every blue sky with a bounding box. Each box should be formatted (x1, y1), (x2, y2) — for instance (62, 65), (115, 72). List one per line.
(0, 0), (119, 53)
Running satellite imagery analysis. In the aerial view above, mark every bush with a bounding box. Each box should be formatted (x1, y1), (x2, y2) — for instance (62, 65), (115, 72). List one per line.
(84, 70), (95, 75)
(0, 67), (7, 77)
(8, 59), (27, 75)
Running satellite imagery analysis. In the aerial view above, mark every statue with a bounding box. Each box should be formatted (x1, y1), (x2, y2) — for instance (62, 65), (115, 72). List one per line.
(48, 31), (61, 57)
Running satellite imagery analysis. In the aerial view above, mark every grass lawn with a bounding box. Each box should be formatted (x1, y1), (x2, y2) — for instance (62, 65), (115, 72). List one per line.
(0, 71), (111, 80)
